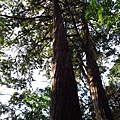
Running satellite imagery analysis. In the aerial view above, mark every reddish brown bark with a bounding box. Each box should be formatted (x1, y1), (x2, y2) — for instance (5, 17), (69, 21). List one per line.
(81, 6), (114, 120)
(50, 1), (83, 120)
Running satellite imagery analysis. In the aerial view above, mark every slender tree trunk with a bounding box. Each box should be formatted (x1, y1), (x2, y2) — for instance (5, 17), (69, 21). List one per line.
(81, 5), (114, 120)
(50, 0), (83, 120)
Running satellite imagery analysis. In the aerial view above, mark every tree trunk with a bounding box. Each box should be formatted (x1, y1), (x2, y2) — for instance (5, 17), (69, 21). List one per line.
(81, 5), (114, 120)
(50, 1), (83, 120)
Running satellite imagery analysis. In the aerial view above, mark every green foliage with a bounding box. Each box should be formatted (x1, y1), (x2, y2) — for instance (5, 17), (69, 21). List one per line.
(108, 55), (120, 81)
(105, 55), (120, 119)
(0, 0), (52, 90)
(1, 87), (50, 120)
(86, 0), (119, 47)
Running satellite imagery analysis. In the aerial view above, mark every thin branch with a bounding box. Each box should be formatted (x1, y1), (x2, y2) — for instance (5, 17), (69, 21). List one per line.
(64, 0), (80, 36)
(0, 14), (52, 21)
(67, 34), (79, 37)
(0, 93), (12, 96)
(81, 66), (89, 84)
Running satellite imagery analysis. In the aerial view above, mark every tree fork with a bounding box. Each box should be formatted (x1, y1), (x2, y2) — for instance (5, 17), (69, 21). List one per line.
(50, 0), (83, 120)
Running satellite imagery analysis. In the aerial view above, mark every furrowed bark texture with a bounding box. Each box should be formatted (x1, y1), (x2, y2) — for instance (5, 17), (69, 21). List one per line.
(81, 7), (114, 120)
(50, 1), (82, 120)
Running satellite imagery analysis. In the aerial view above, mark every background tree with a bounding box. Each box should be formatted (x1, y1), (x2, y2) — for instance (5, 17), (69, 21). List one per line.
(79, 1), (114, 119)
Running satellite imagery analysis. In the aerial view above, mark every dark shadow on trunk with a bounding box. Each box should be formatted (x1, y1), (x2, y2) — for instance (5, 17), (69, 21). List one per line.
(50, 1), (83, 120)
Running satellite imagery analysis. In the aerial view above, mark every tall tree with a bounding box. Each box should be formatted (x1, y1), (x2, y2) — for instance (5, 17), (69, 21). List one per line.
(80, 2), (114, 120)
(50, 0), (82, 120)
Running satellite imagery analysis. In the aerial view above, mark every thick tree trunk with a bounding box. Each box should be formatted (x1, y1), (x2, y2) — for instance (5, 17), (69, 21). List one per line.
(50, 1), (83, 120)
(81, 7), (114, 120)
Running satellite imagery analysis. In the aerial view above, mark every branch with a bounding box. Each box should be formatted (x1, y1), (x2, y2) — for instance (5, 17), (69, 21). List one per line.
(67, 34), (79, 37)
(81, 66), (89, 84)
(0, 14), (52, 21)
(64, 0), (80, 36)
